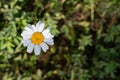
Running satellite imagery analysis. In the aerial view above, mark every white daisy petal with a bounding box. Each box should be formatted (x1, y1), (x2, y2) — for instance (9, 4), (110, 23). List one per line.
(44, 38), (54, 43)
(45, 41), (54, 45)
(40, 42), (49, 52)
(25, 27), (34, 34)
(22, 39), (31, 46)
(27, 24), (36, 32)
(42, 29), (54, 39)
(21, 30), (32, 37)
(36, 21), (45, 32)
(27, 43), (34, 53)
(34, 45), (41, 55)
(42, 28), (49, 34)
(21, 34), (31, 39)
(21, 30), (30, 35)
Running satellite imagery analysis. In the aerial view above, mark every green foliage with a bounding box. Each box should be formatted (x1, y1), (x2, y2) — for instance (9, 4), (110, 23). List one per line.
(0, 0), (120, 80)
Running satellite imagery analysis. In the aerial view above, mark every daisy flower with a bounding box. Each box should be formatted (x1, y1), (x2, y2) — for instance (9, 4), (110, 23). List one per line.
(21, 21), (54, 55)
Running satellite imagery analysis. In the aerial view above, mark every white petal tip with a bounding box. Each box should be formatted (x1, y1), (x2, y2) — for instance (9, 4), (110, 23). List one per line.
(27, 51), (31, 53)
(34, 45), (41, 55)
(35, 53), (40, 55)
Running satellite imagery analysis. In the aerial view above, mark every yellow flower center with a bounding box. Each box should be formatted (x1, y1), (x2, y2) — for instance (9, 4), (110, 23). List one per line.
(31, 32), (44, 44)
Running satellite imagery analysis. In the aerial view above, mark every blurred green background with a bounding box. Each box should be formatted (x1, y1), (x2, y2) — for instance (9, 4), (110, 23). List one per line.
(0, 0), (120, 80)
